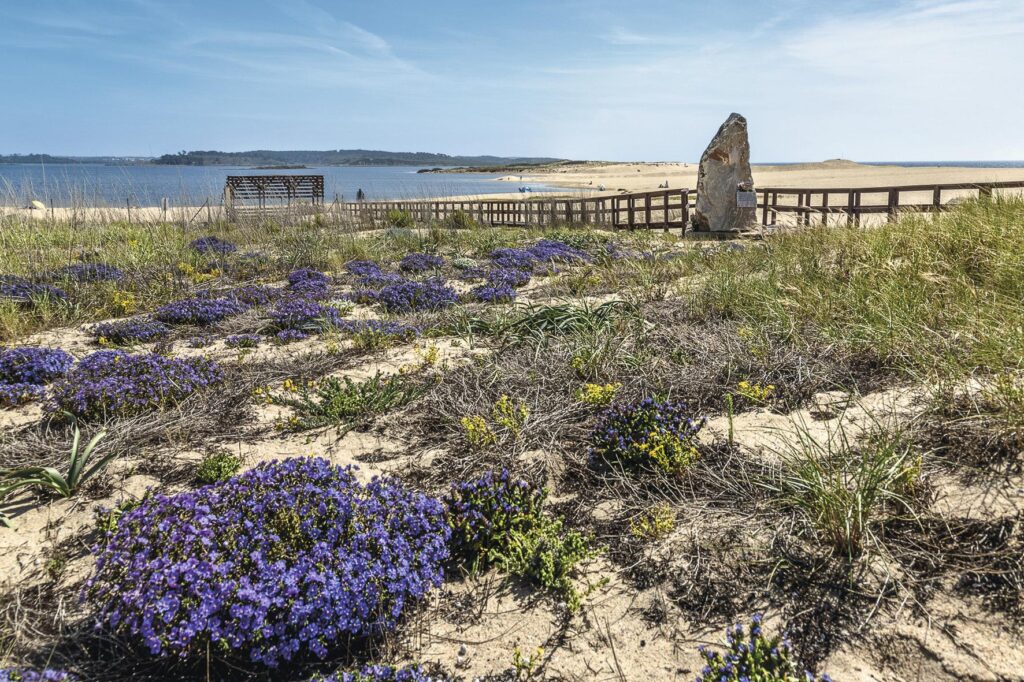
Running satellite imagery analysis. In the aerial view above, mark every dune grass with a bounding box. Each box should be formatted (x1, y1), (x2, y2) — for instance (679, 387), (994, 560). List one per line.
(686, 198), (1024, 378)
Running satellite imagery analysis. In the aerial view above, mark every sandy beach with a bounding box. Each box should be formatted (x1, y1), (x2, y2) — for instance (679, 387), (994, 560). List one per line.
(498, 159), (1024, 195)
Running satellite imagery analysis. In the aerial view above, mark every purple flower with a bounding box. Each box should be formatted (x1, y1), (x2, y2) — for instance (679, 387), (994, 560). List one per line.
(52, 263), (125, 283)
(155, 295), (247, 326)
(0, 347), (74, 385)
(372, 279), (458, 312)
(189, 236), (236, 255)
(310, 664), (437, 682)
(90, 318), (169, 345)
(399, 253), (444, 273)
(86, 458), (450, 667)
(0, 669), (77, 682)
(345, 260), (383, 277)
(0, 276), (68, 304)
(225, 334), (261, 349)
(50, 350), (222, 420)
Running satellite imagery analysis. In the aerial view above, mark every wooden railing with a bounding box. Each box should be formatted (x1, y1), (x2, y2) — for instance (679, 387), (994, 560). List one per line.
(339, 189), (689, 230)
(322, 180), (1024, 231)
(755, 180), (1024, 227)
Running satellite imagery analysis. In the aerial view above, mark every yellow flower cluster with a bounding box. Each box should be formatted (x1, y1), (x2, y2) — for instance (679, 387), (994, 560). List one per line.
(576, 382), (621, 406)
(630, 503), (676, 542)
(492, 394), (529, 437)
(177, 261), (220, 284)
(633, 430), (699, 473)
(736, 380), (775, 404)
(460, 415), (497, 450)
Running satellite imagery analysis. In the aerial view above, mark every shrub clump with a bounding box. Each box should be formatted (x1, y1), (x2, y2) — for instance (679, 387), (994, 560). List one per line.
(399, 253), (444, 273)
(0, 276), (68, 304)
(590, 397), (705, 473)
(0, 346), (72, 406)
(0, 347), (75, 385)
(345, 260), (382, 278)
(155, 295), (247, 326)
(269, 297), (344, 333)
(87, 458), (450, 667)
(309, 665), (435, 682)
(189, 236), (236, 255)
(91, 318), (170, 346)
(696, 614), (833, 682)
(287, 268), (332, 296)
(225, 333), (261, 349)
(371, 279), (458, 312)
(444, 470), (597, 610)
(336, 320), (420, 349)
(53, 263), (125, 282)
(50, 350), (222, 420)
(195, 451), (242, 484)
(0, 670), (78, 682)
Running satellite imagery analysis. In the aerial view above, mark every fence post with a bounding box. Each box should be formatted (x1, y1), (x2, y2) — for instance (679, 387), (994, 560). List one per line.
(887, 189), (899, 223)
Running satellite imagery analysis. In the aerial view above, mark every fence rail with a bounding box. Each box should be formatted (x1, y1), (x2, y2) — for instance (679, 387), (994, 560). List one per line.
(755, 180), (1024, 227)
(246, 180), (1024, 232)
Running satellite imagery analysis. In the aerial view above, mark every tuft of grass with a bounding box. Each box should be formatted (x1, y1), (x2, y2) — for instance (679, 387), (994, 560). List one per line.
(266, 371), (428, 432)
(762, 416), (922, 558)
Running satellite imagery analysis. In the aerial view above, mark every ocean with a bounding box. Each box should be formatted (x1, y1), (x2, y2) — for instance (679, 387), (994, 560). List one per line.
(0, 164), (567, 208)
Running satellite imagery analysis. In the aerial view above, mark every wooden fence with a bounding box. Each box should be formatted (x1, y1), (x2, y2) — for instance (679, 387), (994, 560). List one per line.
(755, 180), (1024, 227)
(340, 188), (690, 230)
(320, 180), (1024, 231)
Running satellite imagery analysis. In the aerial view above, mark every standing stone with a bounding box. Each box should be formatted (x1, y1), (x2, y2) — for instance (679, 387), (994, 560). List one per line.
(692, 113), (757, 232)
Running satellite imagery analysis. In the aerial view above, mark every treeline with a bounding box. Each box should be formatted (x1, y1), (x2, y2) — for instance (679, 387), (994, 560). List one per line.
(153, 149), (564, 167)
(0, 154), (150, 165)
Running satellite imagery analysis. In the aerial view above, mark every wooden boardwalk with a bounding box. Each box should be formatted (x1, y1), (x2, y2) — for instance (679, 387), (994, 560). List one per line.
(247, 180), (1024, 231)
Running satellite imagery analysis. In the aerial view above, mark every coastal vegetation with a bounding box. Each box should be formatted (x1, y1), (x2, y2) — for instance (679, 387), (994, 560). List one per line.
(0, 197), (1021, 679)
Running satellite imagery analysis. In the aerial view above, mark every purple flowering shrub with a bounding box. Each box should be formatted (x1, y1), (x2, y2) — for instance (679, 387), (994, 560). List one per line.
(0, 383), (46, 408)
(0, 670), (77, 682)
(444, 469), (544, 569)
(486, 268), (531, 288)
(269, 297), (344, 333)
(226, 285), (280, 307)
(590, 398), (705, 474)
(370, 279), (458, 312)
(472, 283), (516, 303)
(50, 350), (222, 420)
(489, 248), (536, 272)
(225, 333), (261, 349)
(52, 263), (125, 283)
(528, 239), (590, 264)
(399, 253), (444, 273)
(155, 295), (247, 326)
(309, 665), (435, 682)
(0, 276), (68, 304)
(0, 347), (75, 385)
(86, 458), (450, 667)
(696, 614), (833, 682)
(287, 268), (332, 296)
(91, 318), (170, 346)
(443, 471), (596, 610)
(274, 328), (310, 344)
(189, 236), (236, 255)
(345, 260), (383, 278)
(186, 334), (216, 348)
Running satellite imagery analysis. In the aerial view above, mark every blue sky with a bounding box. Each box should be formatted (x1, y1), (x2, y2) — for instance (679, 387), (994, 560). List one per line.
(1, 0), (1022, 161)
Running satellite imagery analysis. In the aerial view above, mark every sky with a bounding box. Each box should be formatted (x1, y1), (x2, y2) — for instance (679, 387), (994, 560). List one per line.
(1, 0), (1022, 162)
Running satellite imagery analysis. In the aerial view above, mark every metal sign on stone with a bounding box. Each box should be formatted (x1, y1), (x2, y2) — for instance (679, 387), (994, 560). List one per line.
(736, 191), (757, 208)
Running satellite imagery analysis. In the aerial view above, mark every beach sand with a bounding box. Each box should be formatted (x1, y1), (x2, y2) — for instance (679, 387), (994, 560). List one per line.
(499, 159), (1024, 194)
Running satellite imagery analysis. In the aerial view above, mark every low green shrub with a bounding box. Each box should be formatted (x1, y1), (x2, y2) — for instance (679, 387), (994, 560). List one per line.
(445, 470), (599, 611)
(195, 452), (242, 485)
